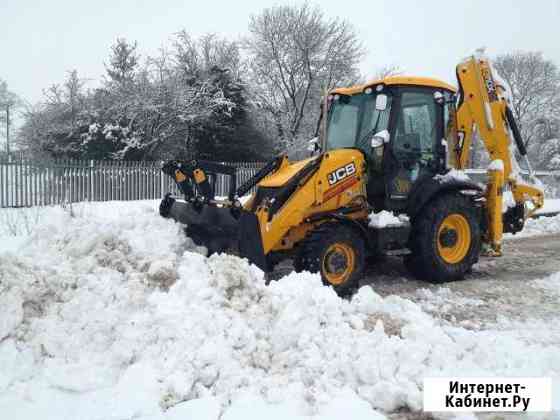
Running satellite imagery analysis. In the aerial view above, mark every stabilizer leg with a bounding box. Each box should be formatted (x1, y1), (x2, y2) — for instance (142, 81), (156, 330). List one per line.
(484, 165), (504, 256)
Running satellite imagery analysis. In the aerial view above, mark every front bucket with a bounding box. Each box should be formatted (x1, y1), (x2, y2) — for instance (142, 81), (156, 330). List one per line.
(160, 195), (240, 254)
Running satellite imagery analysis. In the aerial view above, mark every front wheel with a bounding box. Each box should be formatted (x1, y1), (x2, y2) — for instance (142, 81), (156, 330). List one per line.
(407, 194), (481, 283)
(297, 223), (365, 296)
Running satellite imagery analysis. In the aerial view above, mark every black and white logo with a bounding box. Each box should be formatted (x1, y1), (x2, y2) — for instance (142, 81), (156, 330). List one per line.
(327, 163), (356, 186)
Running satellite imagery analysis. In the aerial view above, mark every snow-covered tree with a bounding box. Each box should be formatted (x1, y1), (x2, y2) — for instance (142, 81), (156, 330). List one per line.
(0, 79), (21, 155)
(531, 118), (560, 170)
(493, 52), (560, 170)
(245, 3), (364, 150)
(18, 70), (93, 157)
(18, 34), (274, 161)
(105, 38), (139, 87)
(373, 65), (403, 80)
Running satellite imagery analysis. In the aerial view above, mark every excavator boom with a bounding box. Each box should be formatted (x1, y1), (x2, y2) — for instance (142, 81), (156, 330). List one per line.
(452, 54), (544, 253)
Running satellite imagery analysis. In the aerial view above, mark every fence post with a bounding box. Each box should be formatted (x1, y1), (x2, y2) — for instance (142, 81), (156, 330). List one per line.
(0, 157), (4, 208)
(160, 161), (164, 199)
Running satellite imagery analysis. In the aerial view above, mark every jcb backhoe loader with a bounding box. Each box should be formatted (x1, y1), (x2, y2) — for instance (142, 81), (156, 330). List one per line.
(159, 53), (544, 295)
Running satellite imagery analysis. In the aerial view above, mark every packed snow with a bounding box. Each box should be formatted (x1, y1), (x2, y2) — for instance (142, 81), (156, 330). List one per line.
(502, 189), (517, 212)
(506, 213), (560, 238)
(368, 210), (409, 228)
(0, 201), (559, 419)
(537, 198), (560, 215)
(434, 169), (472, 184)
(487, 159), (504, 172)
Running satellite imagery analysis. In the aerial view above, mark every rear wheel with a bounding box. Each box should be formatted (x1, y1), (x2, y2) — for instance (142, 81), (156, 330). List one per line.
(407, 194), (480, 283)
(297, 223), (365, 296)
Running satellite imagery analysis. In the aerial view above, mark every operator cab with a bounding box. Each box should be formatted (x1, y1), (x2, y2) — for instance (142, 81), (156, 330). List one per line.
(324, 76), (457, 212)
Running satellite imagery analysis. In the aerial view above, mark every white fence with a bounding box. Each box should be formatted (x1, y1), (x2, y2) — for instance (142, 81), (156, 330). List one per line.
(1, 156), (558, 208)
(0, 158), (264, 208)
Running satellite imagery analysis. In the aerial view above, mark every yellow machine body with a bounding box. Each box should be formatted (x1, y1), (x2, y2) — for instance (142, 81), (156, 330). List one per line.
(452, 55), (544, 251)
(160, 53), (544, 294)
(246, 150), (368, 254)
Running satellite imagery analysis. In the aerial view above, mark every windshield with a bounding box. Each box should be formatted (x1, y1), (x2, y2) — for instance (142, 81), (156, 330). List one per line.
(325, 91), (392, 155)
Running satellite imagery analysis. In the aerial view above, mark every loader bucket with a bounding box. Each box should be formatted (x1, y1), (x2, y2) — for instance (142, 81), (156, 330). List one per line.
(158, 157), (283, 269)
(159, 194), (240, 254)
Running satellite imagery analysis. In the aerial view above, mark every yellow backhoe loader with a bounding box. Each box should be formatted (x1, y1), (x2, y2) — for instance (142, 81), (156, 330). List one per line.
(159, 53), (544, 295)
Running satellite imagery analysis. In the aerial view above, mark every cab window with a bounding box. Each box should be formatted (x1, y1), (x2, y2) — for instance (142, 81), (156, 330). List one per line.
(393, 90), (438, 164)
(326, 91), (393, 155)
(326, 95), (361, 150)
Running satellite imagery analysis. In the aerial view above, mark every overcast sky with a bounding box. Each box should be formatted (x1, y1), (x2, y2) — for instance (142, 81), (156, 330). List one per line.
(1, 0), (559, 105)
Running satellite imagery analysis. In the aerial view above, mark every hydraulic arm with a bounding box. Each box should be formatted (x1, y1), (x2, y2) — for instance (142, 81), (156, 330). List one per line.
(451, 54), (544, 254)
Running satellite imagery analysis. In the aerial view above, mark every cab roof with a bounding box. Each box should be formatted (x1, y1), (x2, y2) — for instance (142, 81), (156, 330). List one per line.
(331, 75), (457, 95)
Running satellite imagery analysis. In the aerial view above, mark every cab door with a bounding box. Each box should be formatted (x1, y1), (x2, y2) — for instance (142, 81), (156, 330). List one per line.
(384, 87), (444, 211)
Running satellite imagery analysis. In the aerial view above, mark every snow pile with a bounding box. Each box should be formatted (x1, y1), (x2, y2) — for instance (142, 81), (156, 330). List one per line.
(0, 200), (160, 238)
(368, 210), (409, 228)
(489, 61), (514, 106)
(532, 272), (560, 297)
(536, 198), (560, 216)
(416, 288), (484, 315)
(434, 169), (472, 184)
(487, 159), (504, 172)
(506, 213), (560, 239)
(1, 201), (559, 419)
(502, 189), (516, 212)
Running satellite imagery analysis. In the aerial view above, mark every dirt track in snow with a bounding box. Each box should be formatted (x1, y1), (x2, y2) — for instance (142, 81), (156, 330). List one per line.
(361, 233), (560, 328)
(273, 233), (560, 328)
(362, 234), (560, 420)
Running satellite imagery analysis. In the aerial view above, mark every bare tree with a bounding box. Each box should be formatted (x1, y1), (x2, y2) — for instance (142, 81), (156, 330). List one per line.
(245, 3), (364, 147)
(64, 70), (87, 125)
(173, 31), (242, 77)
(493, 51), (560, 147)
(373, 64), (403, 80)
(0, 79), (22, 155)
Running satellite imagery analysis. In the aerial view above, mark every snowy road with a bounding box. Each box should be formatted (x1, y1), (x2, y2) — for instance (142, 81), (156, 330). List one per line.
(271, 233), (560, 329)
(359, 234), (560, 328)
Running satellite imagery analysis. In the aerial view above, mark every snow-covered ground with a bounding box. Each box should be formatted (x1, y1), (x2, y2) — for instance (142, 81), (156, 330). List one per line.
(505, 212), (560, 239)
(537, 198), (560, 215)
(1, 201), (559, 419)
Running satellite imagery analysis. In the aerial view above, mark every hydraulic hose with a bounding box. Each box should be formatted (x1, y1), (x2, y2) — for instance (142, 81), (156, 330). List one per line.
(505, 106), (527, 156)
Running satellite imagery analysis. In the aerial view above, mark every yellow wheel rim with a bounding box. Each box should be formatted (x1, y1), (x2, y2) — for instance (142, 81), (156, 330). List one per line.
(322, 242), (355, 285)
(437, 214), (471, 264)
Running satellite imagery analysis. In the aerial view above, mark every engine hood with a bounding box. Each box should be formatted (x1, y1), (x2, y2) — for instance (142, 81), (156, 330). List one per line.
(258, 157), (317, 188)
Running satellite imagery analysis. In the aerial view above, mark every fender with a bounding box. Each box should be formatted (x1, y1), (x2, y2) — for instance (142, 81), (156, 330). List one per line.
(407, 175), (484, 220)
(306, 210), (371, 248)
(308, 211), (411, 256)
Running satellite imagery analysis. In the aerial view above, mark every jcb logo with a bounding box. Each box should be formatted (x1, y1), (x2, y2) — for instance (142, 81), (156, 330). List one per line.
(327, 163), (356, 186)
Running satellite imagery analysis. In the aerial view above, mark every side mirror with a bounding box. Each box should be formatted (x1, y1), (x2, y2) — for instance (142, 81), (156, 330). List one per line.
(370, 130), (389, 172)
(307, 136), (320, 153)
(375, 94), (388, 111)
(371, 129), (390, 148)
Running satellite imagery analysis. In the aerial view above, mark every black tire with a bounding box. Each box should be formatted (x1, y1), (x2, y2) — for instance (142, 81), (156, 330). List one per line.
(404, 253), (426, 279)
(407, 193), (481, 283)
(297, 222), (366, 296)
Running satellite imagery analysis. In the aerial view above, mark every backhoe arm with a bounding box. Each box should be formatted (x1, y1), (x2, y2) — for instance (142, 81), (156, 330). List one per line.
(450, 54), (544, 254)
